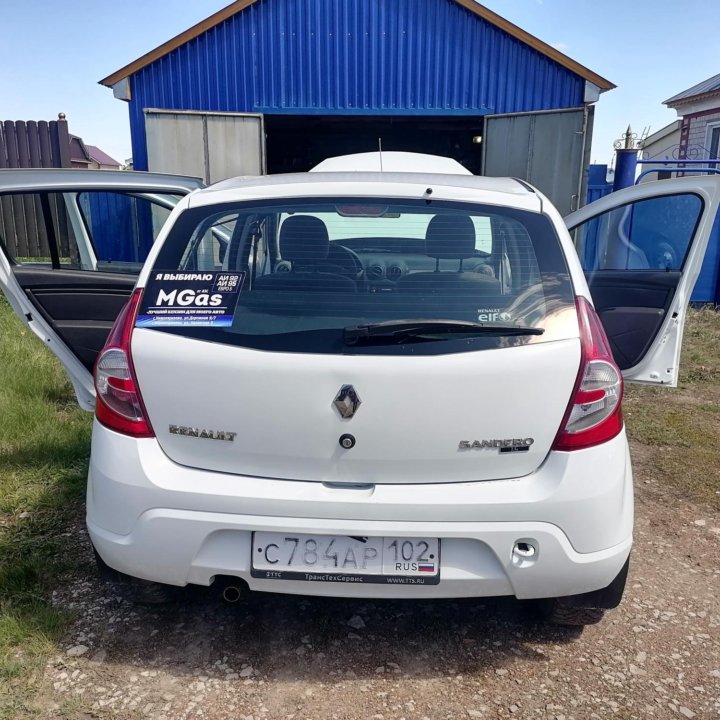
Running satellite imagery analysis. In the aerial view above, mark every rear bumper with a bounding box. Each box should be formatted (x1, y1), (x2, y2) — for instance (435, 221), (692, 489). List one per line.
(89, 510), (631, 600)
(87, 421), (633, 599)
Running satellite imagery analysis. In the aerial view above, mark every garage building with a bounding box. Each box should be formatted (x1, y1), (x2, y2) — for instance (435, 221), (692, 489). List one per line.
(100, 0), (613, 215)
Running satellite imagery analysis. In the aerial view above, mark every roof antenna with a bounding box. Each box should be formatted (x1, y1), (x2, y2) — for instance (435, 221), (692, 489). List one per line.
(378, 138), (383, 172)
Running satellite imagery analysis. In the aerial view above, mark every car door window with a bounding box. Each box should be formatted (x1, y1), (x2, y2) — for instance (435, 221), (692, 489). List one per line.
(573, 194), (703, 272)
(77, 191), (180, 273)
(1, 190), (180, 274)
(180, 212), (239, 271)
(0, 191), (84, 267)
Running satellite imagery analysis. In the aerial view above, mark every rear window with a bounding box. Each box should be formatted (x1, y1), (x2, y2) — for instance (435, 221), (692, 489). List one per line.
(142, 198), (576, 355)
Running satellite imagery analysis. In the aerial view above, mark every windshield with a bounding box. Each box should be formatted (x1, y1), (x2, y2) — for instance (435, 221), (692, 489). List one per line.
(142, 198), (577, 355)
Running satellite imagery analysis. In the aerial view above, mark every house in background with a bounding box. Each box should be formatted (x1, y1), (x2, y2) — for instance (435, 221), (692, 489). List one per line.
(665, 72), (720, 162)
(661, 72), (720, 303)
(638, 120), (682, 182)
(69, 134), (121, 170)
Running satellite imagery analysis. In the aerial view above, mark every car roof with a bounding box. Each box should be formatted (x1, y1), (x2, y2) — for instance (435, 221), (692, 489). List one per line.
(191, 172), (541, 212)
(310, 151), (473, 174)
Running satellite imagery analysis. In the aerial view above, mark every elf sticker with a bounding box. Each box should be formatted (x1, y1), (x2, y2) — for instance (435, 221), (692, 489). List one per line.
(136, 271), (245, 328)
(477, 307), (513, 323)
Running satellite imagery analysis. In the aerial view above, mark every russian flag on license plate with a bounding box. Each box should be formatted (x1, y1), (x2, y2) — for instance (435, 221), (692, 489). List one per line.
(418, 564), (435, 573)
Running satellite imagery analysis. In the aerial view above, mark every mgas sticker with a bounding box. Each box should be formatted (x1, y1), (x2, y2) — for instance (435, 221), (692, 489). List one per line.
(477, 307), (513, 323)
(136, 271), (245, 328)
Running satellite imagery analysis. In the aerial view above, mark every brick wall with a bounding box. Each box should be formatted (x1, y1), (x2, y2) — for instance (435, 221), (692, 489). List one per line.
(683, 109), (720, 159)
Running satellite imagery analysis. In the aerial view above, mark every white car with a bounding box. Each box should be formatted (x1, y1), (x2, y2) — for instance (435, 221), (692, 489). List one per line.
(1, 155), (718, 626)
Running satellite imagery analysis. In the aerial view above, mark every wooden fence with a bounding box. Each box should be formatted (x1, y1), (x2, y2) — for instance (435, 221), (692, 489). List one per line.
(0, 115), (71, 258)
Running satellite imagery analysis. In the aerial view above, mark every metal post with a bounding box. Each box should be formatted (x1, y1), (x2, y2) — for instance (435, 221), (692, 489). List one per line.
(613, 126), (638, 191)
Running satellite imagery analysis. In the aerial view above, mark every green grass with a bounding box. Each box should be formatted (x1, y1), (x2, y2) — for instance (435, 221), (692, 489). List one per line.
(0, 297), (91, 718)
(624, 306), (720, 507)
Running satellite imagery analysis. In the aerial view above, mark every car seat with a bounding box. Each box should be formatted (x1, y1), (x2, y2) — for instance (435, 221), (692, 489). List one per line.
(254, 216), (356, 292)
(396, 215), (501, 294)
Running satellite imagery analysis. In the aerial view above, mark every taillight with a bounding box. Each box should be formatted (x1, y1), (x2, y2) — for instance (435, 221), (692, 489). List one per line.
(552, 296), (623, 451)
(94, 289), (154, 438)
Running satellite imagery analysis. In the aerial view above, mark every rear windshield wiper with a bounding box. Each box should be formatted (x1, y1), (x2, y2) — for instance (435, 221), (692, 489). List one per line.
(343, 319), (544, 346)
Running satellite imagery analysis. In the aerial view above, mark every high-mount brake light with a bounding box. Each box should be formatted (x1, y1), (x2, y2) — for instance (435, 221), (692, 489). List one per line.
(552, 296), (623, 451)
(94, 289), (154, 438)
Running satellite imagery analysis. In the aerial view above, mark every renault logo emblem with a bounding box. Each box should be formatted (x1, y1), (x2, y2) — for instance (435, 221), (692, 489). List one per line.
(334, 385), (362, 419)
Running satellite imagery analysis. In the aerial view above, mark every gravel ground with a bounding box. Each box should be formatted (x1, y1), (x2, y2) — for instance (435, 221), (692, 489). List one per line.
(35, 441), (720, 720)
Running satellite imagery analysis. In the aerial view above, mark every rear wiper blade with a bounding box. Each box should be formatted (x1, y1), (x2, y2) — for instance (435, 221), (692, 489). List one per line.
(343, 319), (544, 346)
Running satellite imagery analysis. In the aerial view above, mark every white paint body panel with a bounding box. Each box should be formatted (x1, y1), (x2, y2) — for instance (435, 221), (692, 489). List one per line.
(310, 151), (472, 175)
(87, 422), (633, 598)
(132, 331), (580, 484)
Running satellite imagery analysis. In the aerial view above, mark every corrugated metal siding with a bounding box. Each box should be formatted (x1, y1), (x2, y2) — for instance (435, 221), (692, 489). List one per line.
(78, 192), (156, 263)
(586, 164), (612, 205)
(128, 0), (585, 170)
(586, 184), (613, 205)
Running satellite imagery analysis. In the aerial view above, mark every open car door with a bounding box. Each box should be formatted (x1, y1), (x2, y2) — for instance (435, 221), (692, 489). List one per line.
(0, 170), (202, 409)
(565, 175), (720, 385)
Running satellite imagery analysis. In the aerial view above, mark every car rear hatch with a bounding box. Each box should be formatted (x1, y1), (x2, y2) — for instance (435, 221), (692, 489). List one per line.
(129, 183), (581, 484)
(132, 332), (579, 483)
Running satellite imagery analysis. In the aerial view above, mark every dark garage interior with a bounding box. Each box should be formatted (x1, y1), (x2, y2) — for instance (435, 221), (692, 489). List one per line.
(265, 115), (486, 174)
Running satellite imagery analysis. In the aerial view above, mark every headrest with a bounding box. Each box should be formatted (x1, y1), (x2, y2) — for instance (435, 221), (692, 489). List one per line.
(425, 215), (477, 260)
(280, 216), (330, 263)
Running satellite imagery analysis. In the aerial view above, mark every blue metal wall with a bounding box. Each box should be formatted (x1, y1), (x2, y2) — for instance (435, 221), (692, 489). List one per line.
(127, 0), (585, 170)
(78, 192), (155, 264)
(586, 164), (613, 205)
(693, 214), (720, 303)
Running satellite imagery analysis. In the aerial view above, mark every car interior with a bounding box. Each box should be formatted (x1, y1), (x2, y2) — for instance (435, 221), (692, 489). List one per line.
(229, 205), (517, 284)
(193, 205), (547, 336)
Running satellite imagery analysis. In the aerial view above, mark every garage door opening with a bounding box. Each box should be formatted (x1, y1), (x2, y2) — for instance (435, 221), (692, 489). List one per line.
(265, 115), (485, 174)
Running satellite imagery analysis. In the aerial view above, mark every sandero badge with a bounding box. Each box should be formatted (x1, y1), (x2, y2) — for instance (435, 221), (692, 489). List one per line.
(334, 385), (362, 419)
(459, 438), (535, 453)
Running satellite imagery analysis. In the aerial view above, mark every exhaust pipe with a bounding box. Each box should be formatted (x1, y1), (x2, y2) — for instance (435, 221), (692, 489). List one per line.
(222, 585), (243, 603)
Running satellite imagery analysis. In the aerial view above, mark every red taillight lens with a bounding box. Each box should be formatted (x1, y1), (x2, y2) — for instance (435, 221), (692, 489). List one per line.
(552, 297), (623, 451)
(94, 289), (154, 438)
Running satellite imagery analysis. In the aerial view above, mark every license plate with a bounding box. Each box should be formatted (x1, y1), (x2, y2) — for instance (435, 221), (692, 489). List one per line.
(251, 533), (440, 585)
